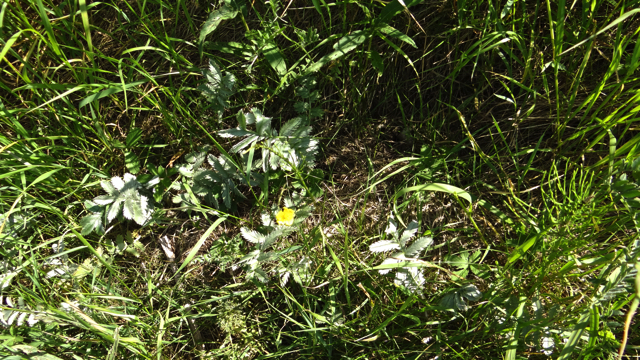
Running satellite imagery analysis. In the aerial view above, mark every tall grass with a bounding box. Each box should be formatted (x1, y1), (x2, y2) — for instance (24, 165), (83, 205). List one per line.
(1, 0), (639, 358)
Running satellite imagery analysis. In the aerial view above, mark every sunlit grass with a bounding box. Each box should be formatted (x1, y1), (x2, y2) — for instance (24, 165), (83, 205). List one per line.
(1, 0), (639, 359)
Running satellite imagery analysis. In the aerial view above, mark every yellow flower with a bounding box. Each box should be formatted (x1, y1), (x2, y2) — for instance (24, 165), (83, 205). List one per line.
(276, 207), (295, 226)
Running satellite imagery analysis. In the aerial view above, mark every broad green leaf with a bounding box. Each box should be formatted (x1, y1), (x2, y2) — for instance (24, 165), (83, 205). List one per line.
(369, 50), (384, 75)
(263, 42), (287, 76)
(125, 128), (143, 147)
(174, 217), (226, 278)
(378, 25), (417, 48)
(459, 284), (482, 301)
(304, 30), (369, 74)
(199, 4), (238, 43)
(395, 183), (473, 204)
(124, 151), (140, 174)
(507, 233), (540, 264)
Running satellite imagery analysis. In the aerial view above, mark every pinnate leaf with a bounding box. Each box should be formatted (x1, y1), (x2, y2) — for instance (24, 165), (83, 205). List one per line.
(369, 240), (401, 253)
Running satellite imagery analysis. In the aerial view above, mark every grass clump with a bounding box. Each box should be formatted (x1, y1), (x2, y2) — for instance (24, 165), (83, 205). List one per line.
(1, 0), (640, 359)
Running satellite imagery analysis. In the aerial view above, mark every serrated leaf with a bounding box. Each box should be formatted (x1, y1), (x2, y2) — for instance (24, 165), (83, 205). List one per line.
(399, 220), (419, 247)
(100, 180), (117, 195)
(280, 270), (291, 286)
(280, 117), (303, 136)
(111, 176), (125, 190)
(84, 200), (103, 213)
(370, 240), (401, 253)
(218, 128), (254, 138)
(252, 268), (270, 283)
(122, 197), (135, 221)
(123, 172), (136, 183)
(257, 251), (278, 262)
(80, 214), (103, 235)
(405, 236), (433, 258)
(93, 195), (115, 205)
(107, 200), (123, 223)
(241, 228), (265, 244)
(294, 101), (309, 114)
(449, 253), (470, 270)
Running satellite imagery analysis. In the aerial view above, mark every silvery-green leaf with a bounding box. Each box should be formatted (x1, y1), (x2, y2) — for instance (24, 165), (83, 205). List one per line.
(222, 181), (231, 208)
(139, 195), (152, 222)
(459, 284), (482, 301)
(145, 176), (160, 189)
(7, 310), (19, 325)
(241, 228), (265, 244)
(262, 227), (287, 250)
(0, 270), (18, 290)
(111, 176), (125, 190)
(100, 180), (117, 195)
(218, 128), (254, 138)
(107, 200), (123, 223)
(122, 197), (135, 220)
(230, 134), (259, 153)
(253, 268), (270, 283)
(253, 109), (272, 136)
(237, 250), (260, 264)
(84, 200), (103, 213)
(261, 212), (274, 227)
(399, 221), (419, 247)
(123, 173), (136, 183)
(369, 240), (401, 253)
(405, 236), (433, 258)
(385, 216), (397, 234)
(257, 251), (278, 262)
(93, 195), (115, 205)
(16, 311), (27, 326)
(27, 313), (37, 327)
(178, 166), (194, 177)
(280, 271), (291, 286)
